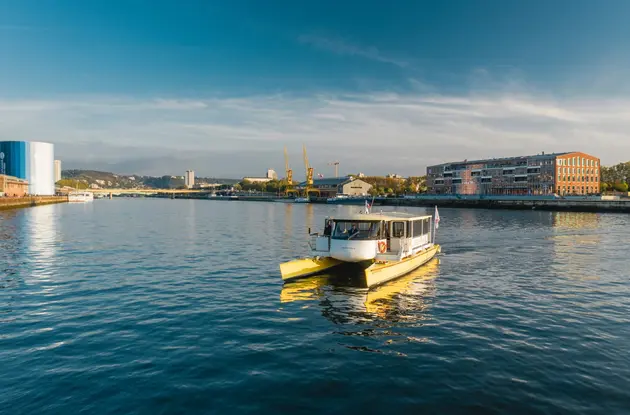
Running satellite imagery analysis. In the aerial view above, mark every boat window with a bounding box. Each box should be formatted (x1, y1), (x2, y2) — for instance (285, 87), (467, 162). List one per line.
(332, 221), (383, 240)
(392, 222), (405, 238)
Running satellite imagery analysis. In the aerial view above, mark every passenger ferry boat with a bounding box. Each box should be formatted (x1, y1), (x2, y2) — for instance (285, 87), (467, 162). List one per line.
(294, 197), (310, 203)
(68, 191), (94, 203)
(280, 206), (441, 288)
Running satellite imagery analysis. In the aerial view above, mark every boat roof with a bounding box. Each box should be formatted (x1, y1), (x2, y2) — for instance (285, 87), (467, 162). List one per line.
(329, 212), (432, 221)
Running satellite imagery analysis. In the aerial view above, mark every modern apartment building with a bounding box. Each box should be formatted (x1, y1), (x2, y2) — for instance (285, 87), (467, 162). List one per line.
(427, 152), (600, 196)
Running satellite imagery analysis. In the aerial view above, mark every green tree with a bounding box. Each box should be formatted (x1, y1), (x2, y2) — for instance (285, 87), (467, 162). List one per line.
(56, 179), (88, 189)
(613, 182), (629, 193)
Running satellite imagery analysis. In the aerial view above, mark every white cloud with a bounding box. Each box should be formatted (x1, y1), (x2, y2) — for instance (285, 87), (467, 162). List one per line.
(298, 34), (409, 68)
(0, 90), (628, 177)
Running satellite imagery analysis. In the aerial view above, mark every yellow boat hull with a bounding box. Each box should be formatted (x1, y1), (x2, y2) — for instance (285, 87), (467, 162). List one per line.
(280, 257), (343, 281)
(365, 244), (441, 288)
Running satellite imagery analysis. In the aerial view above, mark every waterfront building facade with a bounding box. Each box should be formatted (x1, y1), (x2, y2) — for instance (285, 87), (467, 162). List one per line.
(297, 176), (373, 198)
(0, 141), (55, 195)
(427, 152), (600, 196)
(0, 174), (29, 197)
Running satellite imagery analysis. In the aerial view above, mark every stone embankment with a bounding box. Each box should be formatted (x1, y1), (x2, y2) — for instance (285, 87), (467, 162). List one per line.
(0, 196), (68, 211)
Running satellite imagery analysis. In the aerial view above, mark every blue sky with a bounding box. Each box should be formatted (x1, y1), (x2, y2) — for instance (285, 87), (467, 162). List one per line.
(1, 0), (629, 177)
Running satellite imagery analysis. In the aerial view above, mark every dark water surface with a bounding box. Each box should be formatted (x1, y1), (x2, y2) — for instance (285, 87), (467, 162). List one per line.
(1, 199), (629, 414)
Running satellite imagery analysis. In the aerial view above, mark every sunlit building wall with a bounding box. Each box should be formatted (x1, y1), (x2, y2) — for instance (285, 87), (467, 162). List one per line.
(427, 151), (601, 196)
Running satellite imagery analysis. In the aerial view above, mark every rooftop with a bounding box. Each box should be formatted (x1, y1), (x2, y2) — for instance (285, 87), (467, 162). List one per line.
(429, 152), (574, 167)
(327, 212), (432, 221)
(297, 176), (354, 187)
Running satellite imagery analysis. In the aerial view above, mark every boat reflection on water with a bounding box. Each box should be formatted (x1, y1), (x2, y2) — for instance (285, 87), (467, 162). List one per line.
(280, 258), (441, 325)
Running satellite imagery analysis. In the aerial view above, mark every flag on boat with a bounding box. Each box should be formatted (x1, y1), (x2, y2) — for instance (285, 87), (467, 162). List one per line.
(434, 206), (440, 229)
(365, 199), (371, 214)
(317, 173), (324, 178)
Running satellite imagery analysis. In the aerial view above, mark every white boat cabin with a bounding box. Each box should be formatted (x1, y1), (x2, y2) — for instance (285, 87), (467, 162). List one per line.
(310, 212), (434, 263)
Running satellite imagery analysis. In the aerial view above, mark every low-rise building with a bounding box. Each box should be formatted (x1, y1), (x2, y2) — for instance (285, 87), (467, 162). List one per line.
(427, 151), (601, 196)
(0, 174), (29, 197)
(297, 176), (373, 198)
(243, 168), (278, 183)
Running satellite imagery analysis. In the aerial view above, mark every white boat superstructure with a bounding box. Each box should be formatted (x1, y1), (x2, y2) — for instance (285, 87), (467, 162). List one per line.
(311, 212), (434, 262)
(68, 191), (94, 203)
(281, 207), (442, 288)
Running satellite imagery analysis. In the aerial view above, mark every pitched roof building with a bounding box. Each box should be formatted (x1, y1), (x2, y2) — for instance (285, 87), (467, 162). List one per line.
(297, 176), (372, 198)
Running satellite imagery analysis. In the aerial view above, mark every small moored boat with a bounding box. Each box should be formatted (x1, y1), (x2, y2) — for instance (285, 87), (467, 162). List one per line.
(280, 207), (442, 288)
(68, 191), (94, 203)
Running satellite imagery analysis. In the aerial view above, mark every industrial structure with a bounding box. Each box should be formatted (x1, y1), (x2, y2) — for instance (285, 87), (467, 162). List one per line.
(185, 170), (195, 188)
(426, 151), (601, 196)
(54, 160), (62, 183)
(302, 144), (319, 197)
(283, 146), (298, 197)
(328, 161), (340, 177)
(297, 176), (372, 198)
(0, 141), (55, 195)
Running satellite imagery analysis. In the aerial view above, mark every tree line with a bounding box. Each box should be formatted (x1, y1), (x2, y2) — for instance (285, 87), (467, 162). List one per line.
(600, 162), (630, 193)
(232, 176), (428, 195)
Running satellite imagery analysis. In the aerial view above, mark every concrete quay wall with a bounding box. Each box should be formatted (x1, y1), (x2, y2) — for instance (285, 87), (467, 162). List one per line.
(0, 196), (68, 211)
(382, 197), (630, 213)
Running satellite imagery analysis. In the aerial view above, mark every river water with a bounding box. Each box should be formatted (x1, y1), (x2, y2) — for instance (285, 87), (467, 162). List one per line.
(1, 199), (629, 414)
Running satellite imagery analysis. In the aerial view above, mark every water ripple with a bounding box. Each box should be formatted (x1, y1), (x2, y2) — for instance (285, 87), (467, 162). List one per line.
(1, 202), (629, 414)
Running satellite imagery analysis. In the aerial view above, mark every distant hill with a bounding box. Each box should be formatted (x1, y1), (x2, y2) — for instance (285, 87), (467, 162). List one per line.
(60, 170), (239, 189)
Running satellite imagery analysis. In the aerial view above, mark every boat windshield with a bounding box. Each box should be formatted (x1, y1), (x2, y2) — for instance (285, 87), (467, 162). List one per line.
(332, 220), (382, 240)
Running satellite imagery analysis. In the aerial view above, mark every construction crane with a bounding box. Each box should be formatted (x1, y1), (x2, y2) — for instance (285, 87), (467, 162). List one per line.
(283, 146), (298, 197)
(302, 144), (320, 197)
(328, 161), (340, 178)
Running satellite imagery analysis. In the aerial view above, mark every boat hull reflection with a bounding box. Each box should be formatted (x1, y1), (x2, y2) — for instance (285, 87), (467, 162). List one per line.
(280, 258), (441, 323)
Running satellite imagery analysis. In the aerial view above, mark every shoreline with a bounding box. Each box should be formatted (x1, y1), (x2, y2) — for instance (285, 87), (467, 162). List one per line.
(0, 196), (68, 211)
(171, 194), (630, 213)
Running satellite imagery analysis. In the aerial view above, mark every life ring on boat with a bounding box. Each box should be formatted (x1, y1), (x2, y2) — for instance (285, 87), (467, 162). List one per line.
(378, 241), (387, 253)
